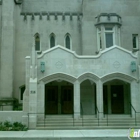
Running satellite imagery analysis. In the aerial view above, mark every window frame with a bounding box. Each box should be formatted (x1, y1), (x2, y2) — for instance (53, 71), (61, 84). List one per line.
(104, 26), (115, 48)
(132, 34), (139, 49)
(97, 24), (119, 50)
(34, 33), (41, 52)
(49, 33), (56, 48)
(64, 33), (72, 50)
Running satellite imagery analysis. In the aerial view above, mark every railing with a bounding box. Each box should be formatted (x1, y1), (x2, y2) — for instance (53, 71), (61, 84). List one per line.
(130, 102), (140, 126)
(28, 112), (75, 128)
(95, 105), (105, 126)
(80, 102), (84, 126)
(73, 111), (75, 126)
(95, 105), (99, 126)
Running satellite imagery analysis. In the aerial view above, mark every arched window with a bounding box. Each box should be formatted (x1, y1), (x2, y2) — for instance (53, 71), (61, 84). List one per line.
(35, 34), (40, 51)
(65, 34), (71, 49)
(50, 33), (55, 48)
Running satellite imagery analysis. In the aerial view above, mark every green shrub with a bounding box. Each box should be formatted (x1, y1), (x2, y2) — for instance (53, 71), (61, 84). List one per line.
(0, 121), (28, 131)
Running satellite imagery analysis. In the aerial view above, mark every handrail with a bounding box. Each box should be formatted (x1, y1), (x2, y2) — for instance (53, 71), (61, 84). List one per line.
(95, 105), (99, 126)
(80, 102), (84, 126)
(130, 102), (140, 126)
(73, 110), (75, 126)
(95, 105), (104, 126)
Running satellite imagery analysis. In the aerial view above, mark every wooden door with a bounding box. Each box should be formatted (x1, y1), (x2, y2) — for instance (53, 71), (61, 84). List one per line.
(111, 85), (124, 114)
(61, 86), (73, 114)
(45, 86), (58, 114)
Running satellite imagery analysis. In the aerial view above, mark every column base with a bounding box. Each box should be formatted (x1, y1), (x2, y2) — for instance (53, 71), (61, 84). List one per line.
(74, 112), (80, 119)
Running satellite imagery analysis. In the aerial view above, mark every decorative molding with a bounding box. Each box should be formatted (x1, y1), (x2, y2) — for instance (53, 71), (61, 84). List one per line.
(14, 0), (22, 4)
(39, 13), (42, 20)
(95, 13), (122, 26)
(24, 13), (27, 20)
(70, 14), (73, 20)
(54, 13), (57, 20)
(31, 14), (34, 20)
(62, 13), (65, 20)
(20, 12), (83, 21)
(47, 13), (50, 20)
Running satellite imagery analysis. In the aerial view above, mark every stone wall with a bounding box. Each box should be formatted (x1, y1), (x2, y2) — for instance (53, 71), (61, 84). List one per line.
(0, 111), (24, 123)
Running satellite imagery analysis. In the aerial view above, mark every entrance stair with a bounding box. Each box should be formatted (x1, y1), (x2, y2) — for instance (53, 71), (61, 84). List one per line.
(36, 115), (140, 130)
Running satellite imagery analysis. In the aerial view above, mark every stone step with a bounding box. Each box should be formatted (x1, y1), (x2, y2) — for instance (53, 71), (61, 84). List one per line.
(36, 115), (140, 129)
(36, 125), (140, 130)
(37, 121), (140, 126)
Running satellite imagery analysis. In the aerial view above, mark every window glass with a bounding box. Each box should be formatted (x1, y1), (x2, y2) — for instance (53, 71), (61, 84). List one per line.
(66, 35), (70, 49)
(35, 35), (40, 51)
(99, 33), (102, 49)
(132, 34), (138, 49)
(50, 35), (55, 48)
(105, 33), (113, 48)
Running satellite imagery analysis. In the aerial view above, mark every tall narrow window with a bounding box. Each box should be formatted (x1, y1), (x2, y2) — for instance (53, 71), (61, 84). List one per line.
(50, 34), (55, 48)
(97, 27), (102, 49)
(66, 35), (70, 49)
(105, 27), (113, 48)
(132, 34), (138, 49)
(65, 34), (71, 49)
(35, 34), (40, 51)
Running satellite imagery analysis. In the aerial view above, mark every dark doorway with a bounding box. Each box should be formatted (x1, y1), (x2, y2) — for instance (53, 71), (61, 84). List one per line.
(45, 86), (58, 114)
(61, 86), (73, 114)
(111, 85), (124, 114)
(45, 81), (74, 115)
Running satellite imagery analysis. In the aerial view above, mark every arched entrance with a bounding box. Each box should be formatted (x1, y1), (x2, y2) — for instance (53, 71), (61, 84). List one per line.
(103, 79), (131, 114)
(45, 80), (73, 114)
(80, 79), (96, 115)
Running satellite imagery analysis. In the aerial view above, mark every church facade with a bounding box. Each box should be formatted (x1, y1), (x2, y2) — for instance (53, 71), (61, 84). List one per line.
(0, 0), (140, 128)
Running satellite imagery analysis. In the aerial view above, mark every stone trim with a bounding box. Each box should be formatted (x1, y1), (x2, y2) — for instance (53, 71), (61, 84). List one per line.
(101, 72), (137, 83)
(14, 0), (22, 4)
(21, 12), (83, 21)
(95, 13), (122, 26)
(37, 45), (137, 59)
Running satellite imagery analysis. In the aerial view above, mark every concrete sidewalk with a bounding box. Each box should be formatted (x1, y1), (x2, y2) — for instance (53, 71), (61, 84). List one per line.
(0, 129), (131, 140)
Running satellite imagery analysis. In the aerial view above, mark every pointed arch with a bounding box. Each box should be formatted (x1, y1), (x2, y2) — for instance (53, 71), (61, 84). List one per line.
(40, 73), (76, 84)
(101, 72), (136, 84)
(50, 33), (56, 48)
(78, 72), (99, 84)
(65, 33), (71, 49)
(34, 33), (40, 51)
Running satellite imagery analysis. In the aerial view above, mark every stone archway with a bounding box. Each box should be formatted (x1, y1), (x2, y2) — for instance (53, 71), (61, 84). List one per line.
(80, 79), (96, 115)
(103, 79), (131, 114)
(45, 80), (74, 115)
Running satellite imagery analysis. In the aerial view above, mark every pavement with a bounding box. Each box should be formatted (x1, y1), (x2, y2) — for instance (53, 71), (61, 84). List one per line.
(0, 129), (130, 138)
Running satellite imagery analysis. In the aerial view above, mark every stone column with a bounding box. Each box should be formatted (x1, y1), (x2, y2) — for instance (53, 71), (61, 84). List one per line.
(74, 80), (80, 118)
(96, 80), (103, 118)
(0, 0), (15, 101)
(37, 81), (45, 120)
(28, 45), (38, 129)
(130, 80), (139, 118)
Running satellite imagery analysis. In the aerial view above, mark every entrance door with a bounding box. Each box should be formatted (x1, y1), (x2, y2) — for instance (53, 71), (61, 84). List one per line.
(111, 85), (124, 114)
(61, 86), (73, 114)
(45, 86), (58, 114)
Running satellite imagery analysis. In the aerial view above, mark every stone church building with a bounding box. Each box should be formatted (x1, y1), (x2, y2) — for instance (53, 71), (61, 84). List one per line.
(0, 0), (140, 129)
